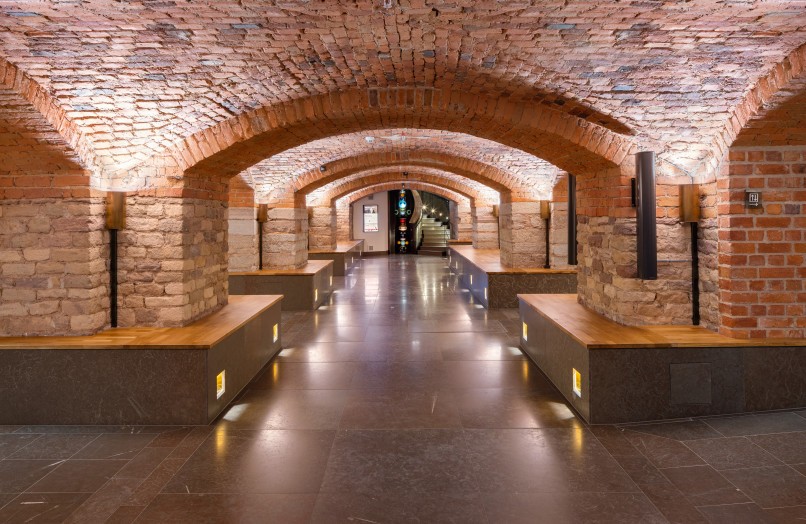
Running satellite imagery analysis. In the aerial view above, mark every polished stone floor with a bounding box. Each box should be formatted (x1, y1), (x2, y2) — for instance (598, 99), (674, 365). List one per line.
(0, 256), (805, 523)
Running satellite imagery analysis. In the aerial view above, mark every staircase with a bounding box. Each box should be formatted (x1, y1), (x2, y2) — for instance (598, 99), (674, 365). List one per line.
(418, 216), (450, 256)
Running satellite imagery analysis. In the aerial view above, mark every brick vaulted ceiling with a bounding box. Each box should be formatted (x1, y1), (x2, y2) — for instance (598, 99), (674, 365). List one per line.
(245, 129), (558, 202)
(0, 0), (804, 194)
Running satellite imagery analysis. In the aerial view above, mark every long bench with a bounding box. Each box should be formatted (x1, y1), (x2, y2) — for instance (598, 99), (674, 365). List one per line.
(308, 239), (364, 276)
(519, 294), (806, 424)
(449, 245), (577, 308)
(229, 260), (334, 310)
(0, 295), (283, 425)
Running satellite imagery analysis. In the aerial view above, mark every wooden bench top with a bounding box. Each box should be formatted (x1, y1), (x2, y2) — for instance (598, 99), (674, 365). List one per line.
(308, 240), (364, 254)
(230, 259), (333, 276)
(450, 245), (577, 275)
(0, 295), (283, 350)
(519, 294), (806, 349)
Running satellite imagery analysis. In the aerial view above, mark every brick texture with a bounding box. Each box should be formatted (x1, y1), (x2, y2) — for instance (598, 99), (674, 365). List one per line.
(717, 146), (806, 338)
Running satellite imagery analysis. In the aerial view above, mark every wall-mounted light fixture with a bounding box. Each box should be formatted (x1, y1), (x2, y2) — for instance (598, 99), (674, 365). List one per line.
(319, 165), (326, 172)
(679, 184), (701, 326)
(636, 151), (657, 280)
(257, 204), (268, 270)
(568, 175), (577, 266)
(106, 191), (126, 328)
(540, 200), (551, 269)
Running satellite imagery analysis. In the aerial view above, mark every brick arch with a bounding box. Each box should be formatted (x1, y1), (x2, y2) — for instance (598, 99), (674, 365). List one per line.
(150, 88), (634, 188)
(345, 183), (468, 209)
(0, 57), (99, 180)
(677, 43), (806, 181)
(325, 172), (481, 207)
(276, 151), (518, 207)
(729, 43), (806, 147)
(311, 165), (499, 207)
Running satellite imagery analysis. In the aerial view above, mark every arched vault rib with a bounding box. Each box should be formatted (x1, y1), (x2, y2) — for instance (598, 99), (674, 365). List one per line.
(0, 57), (100, 179)
(141, 88), (634, 189)
(314, 170), (488, 208)
(675, 43), (806, 180)
(256, 150), (529, 207)
(343, 183), (468, 210)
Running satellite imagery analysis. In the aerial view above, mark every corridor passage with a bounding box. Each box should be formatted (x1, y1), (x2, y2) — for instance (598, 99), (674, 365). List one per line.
(0, 257), (805, 523)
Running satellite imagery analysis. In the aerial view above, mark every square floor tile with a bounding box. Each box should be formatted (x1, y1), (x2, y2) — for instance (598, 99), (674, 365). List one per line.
(163, 430), (335, 494)
(463, 428), (639, 493)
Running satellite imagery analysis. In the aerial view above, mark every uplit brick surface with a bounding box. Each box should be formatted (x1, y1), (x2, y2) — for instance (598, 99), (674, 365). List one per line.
(0, 1), (804, 338)
(717, 146), (806, 338)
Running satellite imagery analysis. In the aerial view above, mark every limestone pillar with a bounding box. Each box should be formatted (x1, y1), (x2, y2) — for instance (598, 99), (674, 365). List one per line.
(0, 194), (108, 336)
(336, 203), (351, 242)
(549, 201), (570, 268)
(262, 206), (308, 268)
(456, 202), (472, 242)
(499, 201), (546, 267)
(308, 205), (337, 250)
(471, 204), (499, 249)
(227, 206), (257, 272)
(118, 192), (228, 328)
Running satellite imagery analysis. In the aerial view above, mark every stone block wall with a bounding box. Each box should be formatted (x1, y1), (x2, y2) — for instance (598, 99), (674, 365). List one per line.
(118, 193), (228, 327)
(717, 146), (806, 338)
(499, 201), (546, 268)
(698, 181), (720, 332)
(576, 166), (695, 326)
(472, 204), (499, 249)
(228, 206), (257, 272)
(227, 174), (258, 272)
(309, 205), (337, 250)
(0, 196), (108, 336)
(452, 201), (472, 242)
(263, 206), (308, 269)
(549, 201), (570, 268)
(336, 204), (351, 242)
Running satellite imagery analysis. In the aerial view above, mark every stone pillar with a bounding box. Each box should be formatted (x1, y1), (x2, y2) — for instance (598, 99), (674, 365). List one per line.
(549, 201), (569, 268)
(499, 201), (546, 267)
(0, 194), (108, 336)
(118, 191), (228, 327)
(227, 173), (258, 272)
(336, 203), (351, 242)
(456, 202), (473, 242)
(262, 206), (308, 269)
(227, 206), (257, 272)
(308, 205), (337, 250)
(471, 204), (499, 249)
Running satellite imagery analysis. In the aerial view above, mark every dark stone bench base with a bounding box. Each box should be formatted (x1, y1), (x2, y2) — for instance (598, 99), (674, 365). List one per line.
(308, 240), (364, 276)
(229, 261), (334, 310)
(519, 295), (806, 424)
(449, 248), (577, 308)
(0, 296), (283, 425)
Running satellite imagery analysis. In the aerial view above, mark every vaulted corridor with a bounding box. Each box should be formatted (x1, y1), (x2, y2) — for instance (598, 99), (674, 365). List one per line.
(0, 257), (804, 522)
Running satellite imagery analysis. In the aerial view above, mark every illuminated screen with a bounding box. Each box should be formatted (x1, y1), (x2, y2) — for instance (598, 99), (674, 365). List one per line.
(363, 205), (379, 232)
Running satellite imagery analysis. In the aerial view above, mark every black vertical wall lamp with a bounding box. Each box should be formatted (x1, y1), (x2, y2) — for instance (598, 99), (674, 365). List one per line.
(679, 184), (701, 325)
(635, 151), (657, 280)
(106, 191), (126, 328)
(540, 200), (551, 269)
(257, 204), (268, 270)
(567, 174), (577, 266)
